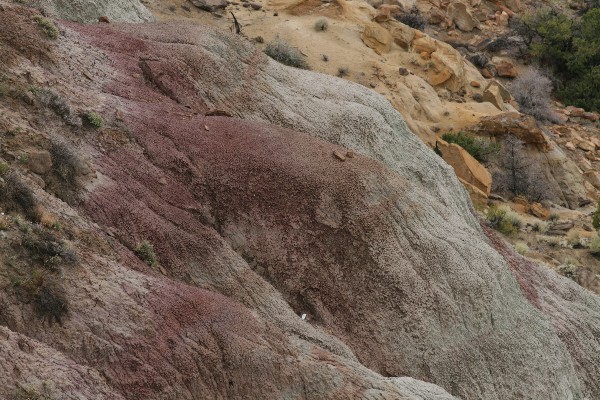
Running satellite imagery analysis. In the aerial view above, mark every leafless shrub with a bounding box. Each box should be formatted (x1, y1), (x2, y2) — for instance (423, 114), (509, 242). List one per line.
(49, 139), (80, 204)
(0, 173), (39, 221)
(395, 7), (426, 31)
(492, 135), (555, 202)
(265, 39), (310, 70)
(34, 88), (81, 126)
(508, 68), (561, 123)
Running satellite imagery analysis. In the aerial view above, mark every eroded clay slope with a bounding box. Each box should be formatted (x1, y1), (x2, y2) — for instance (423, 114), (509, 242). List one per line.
(0, 4), (599, 400)
(70, 20), (589, 399)
(20, 0), (153, 23)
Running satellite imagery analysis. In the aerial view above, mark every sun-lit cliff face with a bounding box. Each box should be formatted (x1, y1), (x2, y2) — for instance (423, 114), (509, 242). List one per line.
(0, 1), (600, 400)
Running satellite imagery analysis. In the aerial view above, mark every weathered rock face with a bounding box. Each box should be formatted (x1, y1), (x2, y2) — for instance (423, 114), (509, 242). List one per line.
(24, 0), (153, 23)
(361, 22), (393, 54)
(190, 0), (229, 12)
(1, 4), (599, 400)
(477, 112), (552, 151)
(447, 1), (479, 32)
(437, 139), (492, 196)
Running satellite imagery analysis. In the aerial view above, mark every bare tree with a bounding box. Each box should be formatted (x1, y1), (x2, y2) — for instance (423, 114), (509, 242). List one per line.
(492, 135), (554, 202)
(508, 68), (560, 123)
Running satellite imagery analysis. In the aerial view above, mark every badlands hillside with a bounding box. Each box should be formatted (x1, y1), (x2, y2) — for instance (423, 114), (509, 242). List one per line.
(0, 0), (599, 399)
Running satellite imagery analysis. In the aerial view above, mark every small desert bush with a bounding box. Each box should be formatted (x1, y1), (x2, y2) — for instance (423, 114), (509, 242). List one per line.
(23, 230), (77, 270)
(515, 242), (529, 255)
(0, 161), (9, 175)
(508, 68), (559, 122)
(532, 220), (548, 233)
(33, 88), (80, 126)
(50, 140), (77, 186)
(589, 235), (600, 255)
(566, 231), (585, 248)
(0, 217), (8, 231)
(558, 263), (579, 280)
(486, 205), (522, 236)
(337, 66), (349, 77)
(441, 132), (499, 163)
(314, 18), (328, 31)
(12, 268), (68, 324)
(49, 140), (80, 204)
(548, 213), (560, 222)
(395, 7), (426, 31)
(84, 112), (104, 128)
(265, 39), (310, 70)
(0, 173), (39, 221)
(592, 200), (600, 229)
(538, 234), (560, 247)
(34, 285), (68, 323)
(34, 15), (58, 39)
(14, 383), (55, 400)
(135, 240), (158, 267)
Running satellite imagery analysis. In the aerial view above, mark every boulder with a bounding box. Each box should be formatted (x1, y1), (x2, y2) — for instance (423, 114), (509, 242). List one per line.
(428, 8), (449, 25)
(361, 23), (393, 54)
(437, 139), (492, 196)
(577, 140), (595, 152)
(367, 0), (384, 8)
(381, 20), (415, 49)
(495, 60), (517, 78)
(584, 170), (600, 190)
(496, 11), (510, 26)
(447, 1), (479, 32)
(412, 36), (437, 54)
(482, 83), (505, 110)
(391, 0), (417, 11)
(529, 202), (549, 219)
(374, 4), (402, 21)
(503, 0), (522, 12)
(477, 113), (552, 151)
(191, 0), (229, 12)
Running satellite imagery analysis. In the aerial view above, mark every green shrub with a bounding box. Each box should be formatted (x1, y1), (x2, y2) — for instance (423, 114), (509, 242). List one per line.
(84, 112), (104, 128)
(314, 18), (328, 31)
(441, 132), (499, 163)
(135, 240), (158, 267)
(516, 7), (600, 111)
(337, 66), (349, 77)
(549, 213), (560, 222)
(34, 15), (58, 40)
(265, 39), (310, 70)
